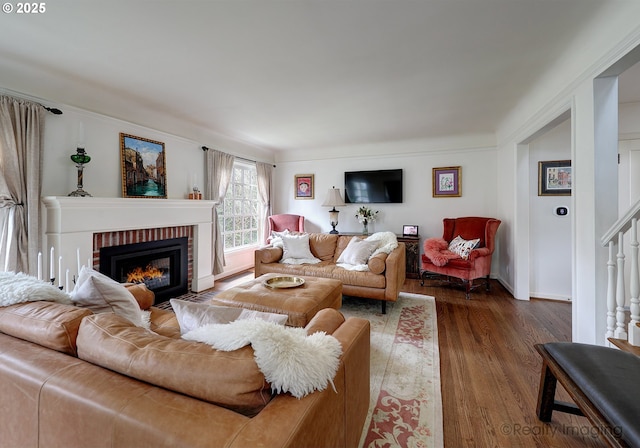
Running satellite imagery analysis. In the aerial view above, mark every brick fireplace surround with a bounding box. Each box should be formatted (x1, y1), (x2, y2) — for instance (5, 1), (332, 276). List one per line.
(93, 226), (194, 291)
(42, 197), (216, 292)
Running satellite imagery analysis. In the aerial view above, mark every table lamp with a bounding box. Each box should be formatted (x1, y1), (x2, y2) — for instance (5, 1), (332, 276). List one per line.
(322, 186), (346, 234)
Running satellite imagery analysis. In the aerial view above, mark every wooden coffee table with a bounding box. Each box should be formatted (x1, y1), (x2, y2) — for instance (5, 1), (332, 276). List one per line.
(207, 273), (342, 327)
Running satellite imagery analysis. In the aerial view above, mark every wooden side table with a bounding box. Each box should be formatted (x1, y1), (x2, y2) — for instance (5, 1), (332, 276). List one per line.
(397, 235), (420, 279)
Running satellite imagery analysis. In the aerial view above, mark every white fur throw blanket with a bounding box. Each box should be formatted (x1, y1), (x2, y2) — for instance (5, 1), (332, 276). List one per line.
(337, 231), (399, 271)
(0, 271), (72, 306)
(183, 319), (343, 398)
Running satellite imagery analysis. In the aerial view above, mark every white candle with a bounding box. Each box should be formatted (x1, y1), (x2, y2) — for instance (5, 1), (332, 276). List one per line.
(65, 269), (70, 293)
(37, 252), (42, 280)
(78, 121), (85, 148)
(76, 248), (81, 275)
(50, 247), (54, 279)
(58, 256), (62, 287)
(88, 258), (92, 270)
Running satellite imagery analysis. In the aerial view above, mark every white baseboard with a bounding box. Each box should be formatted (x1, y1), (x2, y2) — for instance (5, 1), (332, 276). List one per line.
(529, 292), (572, 302)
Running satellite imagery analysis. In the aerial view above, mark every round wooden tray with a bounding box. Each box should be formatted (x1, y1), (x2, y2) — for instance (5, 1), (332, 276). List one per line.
(263, 276), (306, 289)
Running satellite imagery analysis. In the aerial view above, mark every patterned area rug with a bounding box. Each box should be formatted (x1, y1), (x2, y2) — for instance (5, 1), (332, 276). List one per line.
(341, 293), (443, 448)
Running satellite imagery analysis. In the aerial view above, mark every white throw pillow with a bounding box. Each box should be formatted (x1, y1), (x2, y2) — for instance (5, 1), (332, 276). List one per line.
(337, 237), (379, 266)
(448, 235), (480, 260)
(280, 233), (320, 264)
(71, 266), (148, 328)
(171, 298), (288, 334)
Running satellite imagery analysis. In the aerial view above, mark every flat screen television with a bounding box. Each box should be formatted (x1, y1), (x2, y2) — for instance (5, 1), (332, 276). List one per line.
(344, 169), (403, 203)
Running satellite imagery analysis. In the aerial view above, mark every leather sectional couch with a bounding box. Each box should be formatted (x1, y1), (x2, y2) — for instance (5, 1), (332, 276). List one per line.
(255, 233), (406, 313)
(0, 298), (370, 447)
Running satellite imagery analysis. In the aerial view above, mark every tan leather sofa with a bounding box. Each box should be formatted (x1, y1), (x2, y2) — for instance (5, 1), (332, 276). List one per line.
(255, 233), (406, 313)
(0, 300), (370, 448)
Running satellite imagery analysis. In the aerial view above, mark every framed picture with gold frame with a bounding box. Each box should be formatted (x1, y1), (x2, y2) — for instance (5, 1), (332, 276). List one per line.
(120, 133), (167, 199)
(294, 174), (314, 199)
(432, 166), (461, 197)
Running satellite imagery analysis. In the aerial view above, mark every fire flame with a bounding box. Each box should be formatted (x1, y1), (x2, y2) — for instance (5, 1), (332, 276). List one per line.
(126, 264), (164, 283)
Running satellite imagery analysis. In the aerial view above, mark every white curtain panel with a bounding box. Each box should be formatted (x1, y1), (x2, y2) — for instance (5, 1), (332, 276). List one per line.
(256, 162), (273, 244)
(0, 96), (44, 274)
(205, 149), (235, 275)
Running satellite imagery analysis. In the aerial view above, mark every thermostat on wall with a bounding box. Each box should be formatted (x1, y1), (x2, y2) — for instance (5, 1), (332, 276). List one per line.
(554, 206), (569, 217)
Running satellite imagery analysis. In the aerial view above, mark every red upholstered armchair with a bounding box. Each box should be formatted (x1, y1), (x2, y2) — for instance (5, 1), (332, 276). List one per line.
(420, 217), (501, 299)
(268, 214), (305, 234)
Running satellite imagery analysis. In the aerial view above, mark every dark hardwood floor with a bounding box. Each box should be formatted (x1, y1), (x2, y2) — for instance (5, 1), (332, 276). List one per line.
(213, 272), (605, 448)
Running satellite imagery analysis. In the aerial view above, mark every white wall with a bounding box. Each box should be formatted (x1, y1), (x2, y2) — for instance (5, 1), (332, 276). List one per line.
(528, 119), (572, 301)
(1, 94), (277, 282)
(273, 137), (500, 273)
(38, 104), (273, 199)
(495, 2), (640, 344)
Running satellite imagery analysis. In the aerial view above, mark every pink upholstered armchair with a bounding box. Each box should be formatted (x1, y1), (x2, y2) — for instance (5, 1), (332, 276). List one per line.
(268, 214), (305, 234)
(420, 216), (501, 299)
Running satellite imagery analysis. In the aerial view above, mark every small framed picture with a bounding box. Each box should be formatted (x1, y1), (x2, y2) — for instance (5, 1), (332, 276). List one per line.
(403, 225), (419, 236)
(294, 174), (314, 199)
(433, 166), (461, 197)
(538, 160), (571, 196)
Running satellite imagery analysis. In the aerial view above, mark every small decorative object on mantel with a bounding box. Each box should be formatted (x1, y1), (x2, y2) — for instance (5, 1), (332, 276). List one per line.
(355, 206), (378, 235)
(68, 122), (92, 197)
(68, 148), (92, 197)
(188, 174), (202, 199)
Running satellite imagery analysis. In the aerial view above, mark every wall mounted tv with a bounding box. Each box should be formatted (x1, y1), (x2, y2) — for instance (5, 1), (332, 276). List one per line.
(344, 169), (403, 204)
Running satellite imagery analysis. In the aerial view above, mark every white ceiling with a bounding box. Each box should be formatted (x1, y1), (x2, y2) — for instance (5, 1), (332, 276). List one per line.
(0, 0), (635, 153)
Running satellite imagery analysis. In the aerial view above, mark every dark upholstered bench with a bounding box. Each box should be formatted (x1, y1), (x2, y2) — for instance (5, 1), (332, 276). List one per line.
(535, 342), (640, 448)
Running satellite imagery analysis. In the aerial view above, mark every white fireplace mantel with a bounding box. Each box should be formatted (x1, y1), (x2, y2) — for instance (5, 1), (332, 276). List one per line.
(42, 196), (216, 291)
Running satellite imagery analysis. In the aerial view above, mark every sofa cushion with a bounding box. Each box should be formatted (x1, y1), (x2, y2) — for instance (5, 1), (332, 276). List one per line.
(309, 233), (339, 261)
(0, 301), (92, 356)
(257, 246), (283, 264)
(337, 237), (378, 266)
(124, 283), (155, 310)
(72, 267), (149, 328)
(448, 235), (480, 259)
(148, 306), (181, 338)
(367, 252), (388, 275)
(76, 313), (272, 416)
(281, 233), (321, 264)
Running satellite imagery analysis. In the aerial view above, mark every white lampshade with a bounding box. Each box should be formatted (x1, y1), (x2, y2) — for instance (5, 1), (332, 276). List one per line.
(322, 187), (346, 207)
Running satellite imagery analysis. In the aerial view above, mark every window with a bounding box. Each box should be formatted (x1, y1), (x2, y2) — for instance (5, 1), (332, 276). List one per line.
(218, 161), (260, 250)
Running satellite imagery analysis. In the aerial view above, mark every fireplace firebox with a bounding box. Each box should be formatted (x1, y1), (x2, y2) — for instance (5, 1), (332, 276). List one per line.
(99, 237), (188, 303)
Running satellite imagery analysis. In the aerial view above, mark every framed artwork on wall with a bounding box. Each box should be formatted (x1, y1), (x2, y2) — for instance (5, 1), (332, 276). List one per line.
(538, 160), (571, 196)
(120, 133), (167, 199)
(294, 174), (314, 199)
(432, 166), (461, 197)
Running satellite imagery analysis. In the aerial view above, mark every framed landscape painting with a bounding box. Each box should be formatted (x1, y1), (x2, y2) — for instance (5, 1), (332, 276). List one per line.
(433, 166), (461, 198)
(120, 133), (167, 199)
(538, 160), (571, 196)
(294, 174), (314, 199)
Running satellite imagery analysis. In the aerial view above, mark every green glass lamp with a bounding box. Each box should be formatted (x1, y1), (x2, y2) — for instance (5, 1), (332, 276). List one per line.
(68, 148), (92, 197)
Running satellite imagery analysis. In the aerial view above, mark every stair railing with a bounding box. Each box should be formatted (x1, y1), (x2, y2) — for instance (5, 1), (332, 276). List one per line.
(601, 197), (640, 345)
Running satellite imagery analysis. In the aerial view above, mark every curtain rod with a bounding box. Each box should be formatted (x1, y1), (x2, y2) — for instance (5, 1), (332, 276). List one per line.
(0, 89), (63, 115)
(201, 146), (275, 167)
